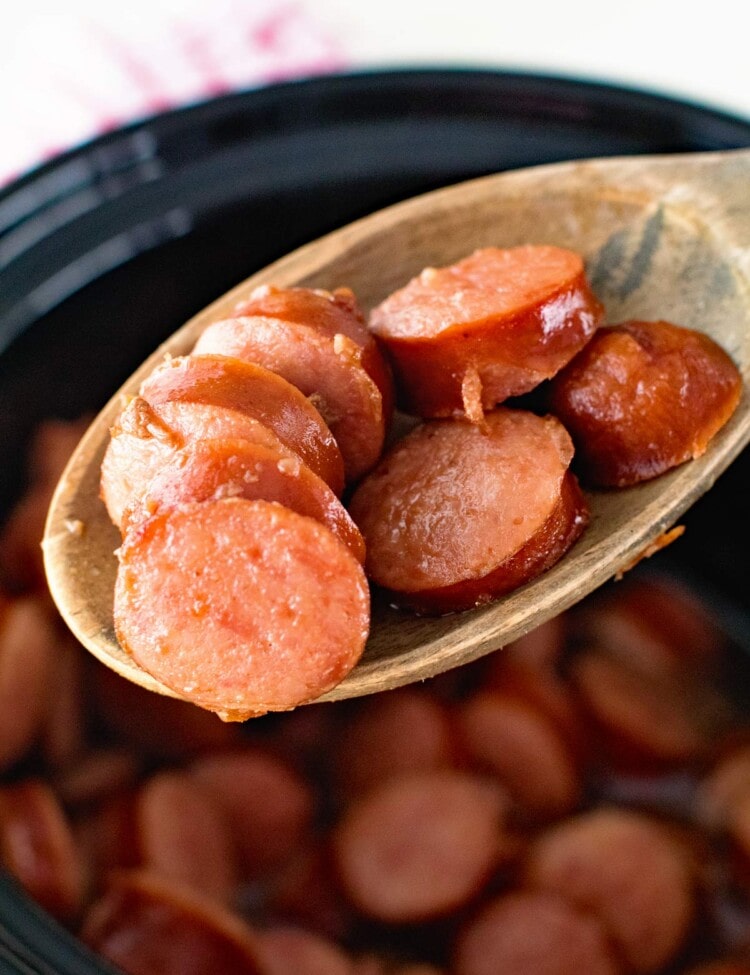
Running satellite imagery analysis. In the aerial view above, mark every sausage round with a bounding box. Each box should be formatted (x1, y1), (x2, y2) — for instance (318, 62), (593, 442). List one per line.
(190, 748), (314, 878)
(570, 649), (709, 768)
(333, 770), (507, 922)
(453, 891), (619, 975)
(548, 319), (742, 486)
(101, 395), (302, 529)
(232, 284), (393, 412)
(0, 596), (58, 772)
(333, 688), (456, 797)
(369, 246), (602, 419)
(457, 690), (580, 818)
(81, 870), (264, 975)
(139, 354), (345, 495)
(255, 925), (354, 975)
(134, 771), (237, 902)
(194, 315), (389, 482)
(525, 808), (694, 973)
(0, 779), (83, 921)
(114, 499), (370, 718)
(122, 437), (365, 563)
(348, 409), (588, 614)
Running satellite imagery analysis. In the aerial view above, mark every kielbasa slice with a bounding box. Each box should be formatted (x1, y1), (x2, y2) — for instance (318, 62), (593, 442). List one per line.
(333, 688), (456, 797)
(548, 319), (742, 487)
(139, 354), (345, 495)
(190, 748), (314, 878)
(194, 316), (389, 482)
(114, 499), (370, 718)
(570, 576), (728, 679)
(0, 779), (84, 920)
(134, 771), (237, 902)
(266, 840), (354, 940)
(348, 409), (588, 614)
(570, 649), (711, 768)
(457, 690), (580, 818)
(40, 633), (86, 770)
(122, 438), (364, 563)
(255, 925), (354, 975)
(698, 746), (750, 831)
(101, 396), (301, 529)
(369, 246), (602, 419)
(234, 284), (394, 418)
(333, 770), (507, 922)
(0, 596), (58, 772)
(82, 870), (264, 975)
(525, 808), (694, 973)
(453, 891), (619, 975)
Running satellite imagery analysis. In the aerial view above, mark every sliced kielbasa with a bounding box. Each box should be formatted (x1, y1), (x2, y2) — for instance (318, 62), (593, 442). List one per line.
(190, 748), (314, 878)
(333, 770), (507, 922)
(194, 316), (389, 482)
(114, 499), (370, 718)
(139, 354), (345, 494)
(348, 409), (588, 614)
(134, 771), (237, 902)
(570, 649), (712, 768)
(453, 891), (620, 975)
(81, 870), (264, 975)
(548, 319), (742, 486)
(525, 808), (695, 973)
(333, 688), (456, 797)
(369, 246), (602, 420)
(0, 779), (84, 920)
(0, 596), (58, 771)
(456, 690), (580, 818)
(101, 396), (302, 529)
(255, 925), (354, 975)
(122, 438), (364, 563)
(233, 284), (393, 410)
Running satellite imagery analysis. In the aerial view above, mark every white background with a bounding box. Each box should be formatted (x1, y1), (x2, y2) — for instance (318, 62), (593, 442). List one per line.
(2, 0), (749, 184)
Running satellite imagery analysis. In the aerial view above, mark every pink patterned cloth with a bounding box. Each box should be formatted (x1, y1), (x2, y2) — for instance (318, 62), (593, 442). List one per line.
(2, 0), (346, 186)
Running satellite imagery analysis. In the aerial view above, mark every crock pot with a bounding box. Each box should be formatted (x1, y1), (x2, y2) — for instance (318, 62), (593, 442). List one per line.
(1, 68), (749, 974)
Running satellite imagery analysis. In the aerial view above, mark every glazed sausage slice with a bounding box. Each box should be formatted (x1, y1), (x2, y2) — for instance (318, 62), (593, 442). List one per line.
(333, 688), (456, 797)
(255, 925), (354, 975)
(101, 396), (301, 529)
(190, 748), (314, 878)
(570, 649), (710, 768)
(369, 246), (602, 420)
(194, 316), (388, 482)
(457, 690), (580, 818)
(134, 771), (237, 902)
(233, 285), (393, 411)
(548, 319), (742, 486)
(348, 409), (588, 614)
(82, 870), (264, 975)
(525, 808), (694, 973)
(333, 770), (507, 922)
(114, 499), (370, 719)
(453, 891), (619, 975)
(0, 596), (58, 771)
(139, 354), (345, 495)
(0, 779), (83, 921)
(122, 438), (365, 563)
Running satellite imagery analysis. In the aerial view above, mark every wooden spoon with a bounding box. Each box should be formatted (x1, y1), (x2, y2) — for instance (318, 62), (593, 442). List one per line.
(43, 148), (750, 706)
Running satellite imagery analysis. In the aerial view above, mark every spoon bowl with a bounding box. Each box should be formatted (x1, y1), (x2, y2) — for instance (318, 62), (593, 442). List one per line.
(43, 148), (750, 704)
